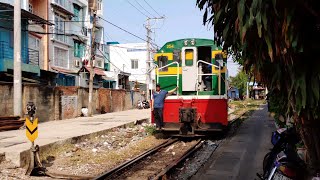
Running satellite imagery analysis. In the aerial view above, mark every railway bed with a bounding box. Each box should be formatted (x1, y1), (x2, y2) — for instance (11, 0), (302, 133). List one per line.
(95, 138), (204, 180)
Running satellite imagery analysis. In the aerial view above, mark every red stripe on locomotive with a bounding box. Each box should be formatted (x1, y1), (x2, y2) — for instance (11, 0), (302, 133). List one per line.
(152, 98), (228, 126)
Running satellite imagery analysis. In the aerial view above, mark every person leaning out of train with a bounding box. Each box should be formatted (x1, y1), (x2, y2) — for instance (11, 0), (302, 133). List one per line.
(151, 84), (178, 130)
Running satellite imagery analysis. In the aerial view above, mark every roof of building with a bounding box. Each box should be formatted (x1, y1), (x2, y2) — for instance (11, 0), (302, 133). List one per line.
(83, 66), (106, 76)
(51, 67), (78, 75)
(107, 42), (120, 45)
(0, 2), (54, 25)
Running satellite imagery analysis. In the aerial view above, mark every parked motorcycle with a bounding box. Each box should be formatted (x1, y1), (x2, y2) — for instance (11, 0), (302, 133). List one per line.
(257, 127), (306, 180)
(137, 100), (150, 109)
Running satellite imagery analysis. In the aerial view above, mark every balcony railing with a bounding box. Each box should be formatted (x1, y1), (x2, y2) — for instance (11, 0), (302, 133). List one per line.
(52, 31), (71, 45)
(0, 41), (39, 66)
(52, 0), (73, 15)
(28, 49), (40, 66)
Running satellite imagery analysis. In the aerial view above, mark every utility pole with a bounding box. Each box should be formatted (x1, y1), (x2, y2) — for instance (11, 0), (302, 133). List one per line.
(145, 18), (151, 101)
(88, 10), (97, 117)
(145, 16), (164, 101)
(14, 0), (22, 117)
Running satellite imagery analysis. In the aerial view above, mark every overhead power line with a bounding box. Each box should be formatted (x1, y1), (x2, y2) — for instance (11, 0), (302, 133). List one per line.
(98, 17), (159, 48)
(126, 0), (149, 18)
(142, 0), (162, 17)
(105, 33), (146, 78)
(72, 35), (123, 73)
(133, 0), (155, 18)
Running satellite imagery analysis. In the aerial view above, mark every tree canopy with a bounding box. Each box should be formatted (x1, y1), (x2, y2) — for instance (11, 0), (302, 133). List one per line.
(230, 69), (248, 97)
(196, 0), (320, 173)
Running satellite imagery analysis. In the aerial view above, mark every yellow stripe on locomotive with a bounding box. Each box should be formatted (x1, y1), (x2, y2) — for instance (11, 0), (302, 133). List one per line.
(154, 38), (227, 96)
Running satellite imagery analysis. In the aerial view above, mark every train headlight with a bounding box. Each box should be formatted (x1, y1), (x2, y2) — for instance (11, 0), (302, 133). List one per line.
(191, 39), (196, 46)
(184, 40), (188, 46)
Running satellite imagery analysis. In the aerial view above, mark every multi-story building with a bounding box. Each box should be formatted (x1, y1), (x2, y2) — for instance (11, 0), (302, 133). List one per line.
(49, 0), (106, 87)
(0, 0), (109, 87)
(0, 0), (52, 82)
(108, 42), (155, 90)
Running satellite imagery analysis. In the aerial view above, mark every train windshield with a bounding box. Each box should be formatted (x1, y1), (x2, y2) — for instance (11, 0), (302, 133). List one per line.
(198, 46), (211, 63)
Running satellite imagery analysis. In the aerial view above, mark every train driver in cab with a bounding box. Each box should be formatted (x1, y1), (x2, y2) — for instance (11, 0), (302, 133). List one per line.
(151, 84), (178, 130)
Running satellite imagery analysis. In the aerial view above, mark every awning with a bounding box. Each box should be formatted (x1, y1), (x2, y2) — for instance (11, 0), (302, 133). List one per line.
(118, 71), (131, 76)
(51, 66), (78, 75)
(84, 66), (106, 76)
(0, 3), (54, 25)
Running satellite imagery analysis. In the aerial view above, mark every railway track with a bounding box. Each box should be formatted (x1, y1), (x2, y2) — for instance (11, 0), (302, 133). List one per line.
(94, 138), (204, 180)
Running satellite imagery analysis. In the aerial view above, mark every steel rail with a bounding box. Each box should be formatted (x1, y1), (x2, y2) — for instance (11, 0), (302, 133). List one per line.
(153, 139), (204, 180)
(94, 138), (178, 180)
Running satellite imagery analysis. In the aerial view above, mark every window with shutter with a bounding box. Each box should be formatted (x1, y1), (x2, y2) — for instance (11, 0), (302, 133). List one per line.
(73, 4), (82, 22)
(131, 59), (138, 69)
(54, 14), (68, 44)
(74, 41), (84, 58)
(54, 47), (68, 68)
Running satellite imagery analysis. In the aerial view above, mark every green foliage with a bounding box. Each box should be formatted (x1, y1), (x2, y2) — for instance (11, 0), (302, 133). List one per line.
(197, 0), (320, 169)
(197, 0), (320, 121)
(230, 69), (248, 96)
(268, 89), (289, 127)
(144, 125), (157, 135)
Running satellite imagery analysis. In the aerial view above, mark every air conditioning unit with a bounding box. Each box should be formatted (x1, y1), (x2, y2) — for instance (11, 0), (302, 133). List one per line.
(95, 60), (102, 68)
(74, 60), (80, 67)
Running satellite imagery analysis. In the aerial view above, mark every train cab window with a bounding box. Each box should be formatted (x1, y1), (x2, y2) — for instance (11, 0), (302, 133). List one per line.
(158, 56), (168, 71)
(185, 49), (194, 66)
(173, 49), (181, 63)
(214, 54), (224, 70)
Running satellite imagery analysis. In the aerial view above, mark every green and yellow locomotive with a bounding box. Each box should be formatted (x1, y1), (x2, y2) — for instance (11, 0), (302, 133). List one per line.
(152, 38), (228, 135)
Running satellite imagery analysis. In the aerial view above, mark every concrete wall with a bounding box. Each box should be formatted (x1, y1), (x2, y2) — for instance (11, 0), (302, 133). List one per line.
(0, 84), (55, 122)
(0, 84), (14, 117)
(22, 85), (55, 122)
(0, 84), (141, 122)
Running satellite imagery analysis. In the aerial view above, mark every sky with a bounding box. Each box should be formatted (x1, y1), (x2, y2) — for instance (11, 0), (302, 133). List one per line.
(104, 0), (240, 77)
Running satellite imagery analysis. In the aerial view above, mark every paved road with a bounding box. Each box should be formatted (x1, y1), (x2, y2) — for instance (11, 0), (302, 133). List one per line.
(192, 105), (275, 180)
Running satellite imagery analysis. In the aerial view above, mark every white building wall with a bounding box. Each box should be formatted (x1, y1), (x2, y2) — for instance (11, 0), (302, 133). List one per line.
(109, 42), (155, 89)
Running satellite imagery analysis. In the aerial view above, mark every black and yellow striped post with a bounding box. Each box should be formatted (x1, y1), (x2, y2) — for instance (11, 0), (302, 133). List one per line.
(26, 117), (38, 143)
(25, 102), (45, 176)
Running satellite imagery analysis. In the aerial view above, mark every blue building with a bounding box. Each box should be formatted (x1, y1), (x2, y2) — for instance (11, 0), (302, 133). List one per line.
(228, 87), (240, 100)
(0, 2), (52, 82)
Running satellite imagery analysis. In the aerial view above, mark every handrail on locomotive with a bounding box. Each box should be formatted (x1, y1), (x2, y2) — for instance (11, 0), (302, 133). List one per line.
(196, 60), (225, 98)
(156, 61), (180, 96)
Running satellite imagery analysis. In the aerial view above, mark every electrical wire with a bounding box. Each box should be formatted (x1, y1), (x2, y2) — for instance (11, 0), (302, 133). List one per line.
(99, 16), (159, 48)
(133, 0), (155, 18)
(104, 34), (144, 80)
(105, 31), (132, 44)
(0, 25), (80, 36)
(126, 0), (149, 18)
(0, 14), (157, 79)
(0, 12), (160, 48)
(109, 46), (131, 69)
(105, 33), (133, 68)
(105, 36), (148, 72)
(142, 0), (162, 17)
(72, 35), (124, 73)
